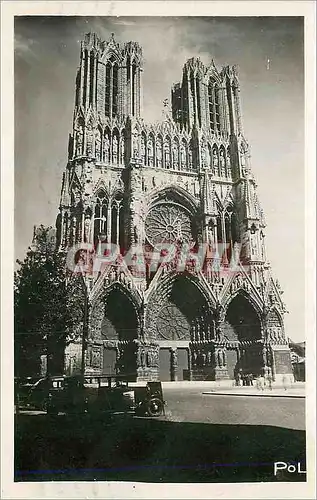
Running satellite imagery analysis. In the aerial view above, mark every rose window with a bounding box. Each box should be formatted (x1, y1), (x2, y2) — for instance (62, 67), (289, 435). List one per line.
(145, 202), (195, 247)
(156, 303), (191, 341)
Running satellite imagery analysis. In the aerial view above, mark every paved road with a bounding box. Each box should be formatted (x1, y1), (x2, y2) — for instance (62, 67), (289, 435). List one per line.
(162, 385), (305, 430)
(15, 385), (306, 483)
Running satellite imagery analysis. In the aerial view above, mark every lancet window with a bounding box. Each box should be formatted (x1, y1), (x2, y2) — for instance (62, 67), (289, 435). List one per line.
(105, 56), (119, 118)
(208, 79), (221, 133)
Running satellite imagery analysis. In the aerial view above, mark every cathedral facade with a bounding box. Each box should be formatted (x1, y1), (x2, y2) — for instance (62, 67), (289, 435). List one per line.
(57, 32), (293, 382)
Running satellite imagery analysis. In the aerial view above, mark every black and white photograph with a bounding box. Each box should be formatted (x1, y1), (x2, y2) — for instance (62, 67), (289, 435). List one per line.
(1, 1), (316, 499)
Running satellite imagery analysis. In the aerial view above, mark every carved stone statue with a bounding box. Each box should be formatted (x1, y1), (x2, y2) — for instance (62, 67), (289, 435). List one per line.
(148, 140), (154, 166)
(120, 138), (125, 164)
(251, 235), (257, 256)
(84, 216), (91, 242)
(103, 134), (110, 163)
(180, 144), (186, 167)
(220, 151), (226, 176)
(212, 149), (218, 168)
(201, 352), (206, 367)
(207, 221), (214, 245)
(95, 139), (101, 161)
(192, 350), (198, 367)
(188, 148), (193, 168)
(112, 135), (118, 164)
(217, 350), (223, 368)
(156, 141), (162, 167)
(164, 142), (171, 168)
(91, 349), (101, 369)
(172, 143), (178, 169)
(207, 351), (212, 366)
(226, 151), (231, 169)
(76, 129), (83, 156)
(240, 153), (246, 168)
(86, 127), (93, 156)
(140, 136), (146, 162)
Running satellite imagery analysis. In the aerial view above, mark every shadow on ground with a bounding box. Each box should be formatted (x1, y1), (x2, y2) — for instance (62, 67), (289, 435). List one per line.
(15, 413), (306, 483)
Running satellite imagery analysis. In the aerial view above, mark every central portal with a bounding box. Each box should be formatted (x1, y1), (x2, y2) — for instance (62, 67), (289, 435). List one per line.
(152, 275), (215, 380)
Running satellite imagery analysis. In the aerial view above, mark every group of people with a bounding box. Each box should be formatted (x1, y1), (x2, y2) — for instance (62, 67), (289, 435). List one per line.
(234, 371), (254, 387)
(234, 370), (274, 390)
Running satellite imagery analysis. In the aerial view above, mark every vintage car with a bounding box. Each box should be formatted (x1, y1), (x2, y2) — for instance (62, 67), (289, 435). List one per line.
(14, 376), (42, 409)
(18, 375), (166, 417)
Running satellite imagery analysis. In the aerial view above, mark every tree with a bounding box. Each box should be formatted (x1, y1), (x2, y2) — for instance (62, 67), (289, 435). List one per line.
(14, 225), (71, 377)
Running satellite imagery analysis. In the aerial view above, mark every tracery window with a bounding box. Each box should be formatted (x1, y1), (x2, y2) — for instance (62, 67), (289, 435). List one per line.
(215, 205), (240, 261)
(94, 191), (108, 247)
(89, 52), (95, 106)
(145, 201), (196, 247)
(93, 191), (124, 248)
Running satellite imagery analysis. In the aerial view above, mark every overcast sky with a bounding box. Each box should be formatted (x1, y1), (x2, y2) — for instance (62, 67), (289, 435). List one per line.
(14, 16), (304, 342)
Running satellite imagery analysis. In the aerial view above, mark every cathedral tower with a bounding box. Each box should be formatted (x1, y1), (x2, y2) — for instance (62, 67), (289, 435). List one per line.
(57, 33), (293, 384)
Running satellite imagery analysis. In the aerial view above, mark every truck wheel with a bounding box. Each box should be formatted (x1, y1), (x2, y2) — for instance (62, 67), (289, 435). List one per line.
(147, 397), (163, 417)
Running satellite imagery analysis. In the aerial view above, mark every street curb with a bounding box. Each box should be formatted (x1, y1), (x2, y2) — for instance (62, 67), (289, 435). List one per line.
(202, 391), (305, 399)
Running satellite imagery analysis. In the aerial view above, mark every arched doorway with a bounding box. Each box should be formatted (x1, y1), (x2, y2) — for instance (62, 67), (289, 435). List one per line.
(101, 287), (138, 377)
(224, 294), (262, 379)
(153, 275), (214, 381)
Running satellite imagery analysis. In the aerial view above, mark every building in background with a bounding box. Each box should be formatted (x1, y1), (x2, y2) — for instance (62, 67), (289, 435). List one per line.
(56, 32), (293, 382)
(289, 340), (305, 382)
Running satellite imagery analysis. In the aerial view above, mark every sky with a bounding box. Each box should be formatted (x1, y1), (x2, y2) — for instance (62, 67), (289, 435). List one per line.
(14, 16), (305, 342)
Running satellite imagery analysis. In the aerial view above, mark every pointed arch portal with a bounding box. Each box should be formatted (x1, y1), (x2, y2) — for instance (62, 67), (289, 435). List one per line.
(101, 288), (138, 376)
(223, 294), (263, 378)
(149, 275), (215, 381)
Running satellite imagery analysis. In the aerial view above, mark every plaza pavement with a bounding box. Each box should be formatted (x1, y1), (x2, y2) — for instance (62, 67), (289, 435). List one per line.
(162, 381), (305, 398)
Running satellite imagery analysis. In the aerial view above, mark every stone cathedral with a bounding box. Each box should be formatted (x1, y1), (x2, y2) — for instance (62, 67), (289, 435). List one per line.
(56, 32), (293, 382)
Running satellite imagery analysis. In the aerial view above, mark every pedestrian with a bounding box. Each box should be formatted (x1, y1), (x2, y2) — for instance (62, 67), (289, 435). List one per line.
(256, 376), (261, 391)
(257, 375), (264, 391)
(249, 373), (254, 386)
(267, 373), (272, 390)
(282, 375), (288, 391)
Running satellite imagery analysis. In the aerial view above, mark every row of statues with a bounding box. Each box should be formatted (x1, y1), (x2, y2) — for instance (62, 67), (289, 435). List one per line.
(267, 327), (285, 344)
(139, 137), (193, 170)
(76, 127), (235, 176)
(76, 129), (125, 164)
(137, 347), (160, 368)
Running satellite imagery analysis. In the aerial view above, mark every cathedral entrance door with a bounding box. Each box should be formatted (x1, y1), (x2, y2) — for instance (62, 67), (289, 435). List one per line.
(102, 348), (117, 375)
(226, 349), (238, 379)
(177, 348), (189, 381)
(159, 348), (171, 381)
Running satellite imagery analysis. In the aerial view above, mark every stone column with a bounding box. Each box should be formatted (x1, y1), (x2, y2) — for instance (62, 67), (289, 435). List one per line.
(106, 200), (112, 242)
(170, 347), (178, 382)
(188, 348), (193, 381)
